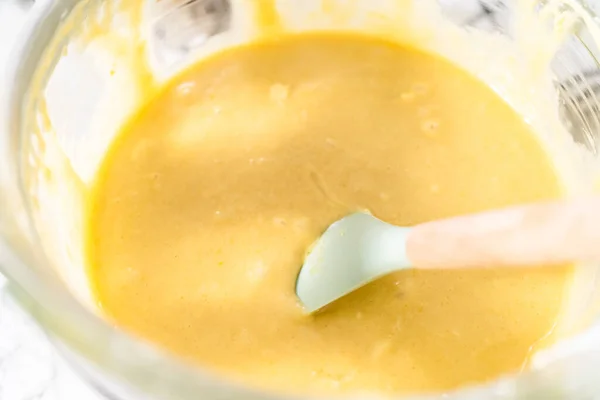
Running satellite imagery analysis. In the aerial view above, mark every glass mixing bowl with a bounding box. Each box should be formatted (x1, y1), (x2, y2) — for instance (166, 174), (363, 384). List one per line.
(2, 0), (600, 399)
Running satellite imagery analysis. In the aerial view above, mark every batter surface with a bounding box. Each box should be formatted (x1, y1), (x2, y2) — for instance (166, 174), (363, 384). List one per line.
(87, 34), (572, 395)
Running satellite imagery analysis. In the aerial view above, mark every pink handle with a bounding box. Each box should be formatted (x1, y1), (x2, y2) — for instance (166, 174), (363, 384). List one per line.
(406, 196), (600, 269)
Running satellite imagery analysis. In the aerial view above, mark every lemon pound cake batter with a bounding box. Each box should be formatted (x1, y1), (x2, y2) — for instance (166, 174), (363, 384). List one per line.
(87, 34), (572, 395)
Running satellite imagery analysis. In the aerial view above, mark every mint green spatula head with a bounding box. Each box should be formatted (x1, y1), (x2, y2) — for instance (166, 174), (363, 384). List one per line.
(295, 197), (600, 314)
(295, 213), (412, 313)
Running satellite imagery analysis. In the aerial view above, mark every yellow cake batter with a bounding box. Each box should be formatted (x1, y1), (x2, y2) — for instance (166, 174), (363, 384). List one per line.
(87, 33), (572, 395)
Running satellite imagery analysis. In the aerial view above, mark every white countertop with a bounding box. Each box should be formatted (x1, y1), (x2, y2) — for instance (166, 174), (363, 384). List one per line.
(0, 290), (103, 400)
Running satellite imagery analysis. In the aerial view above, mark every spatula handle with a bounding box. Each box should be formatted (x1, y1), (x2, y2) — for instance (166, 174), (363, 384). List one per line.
(406, 196), (600, 269)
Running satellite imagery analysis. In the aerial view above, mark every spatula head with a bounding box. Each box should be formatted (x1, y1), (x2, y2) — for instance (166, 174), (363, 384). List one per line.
(295, 213), (412, 313)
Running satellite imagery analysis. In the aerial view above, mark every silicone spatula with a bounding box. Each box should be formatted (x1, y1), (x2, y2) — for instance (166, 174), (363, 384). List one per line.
(296, 197), (600, 313)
